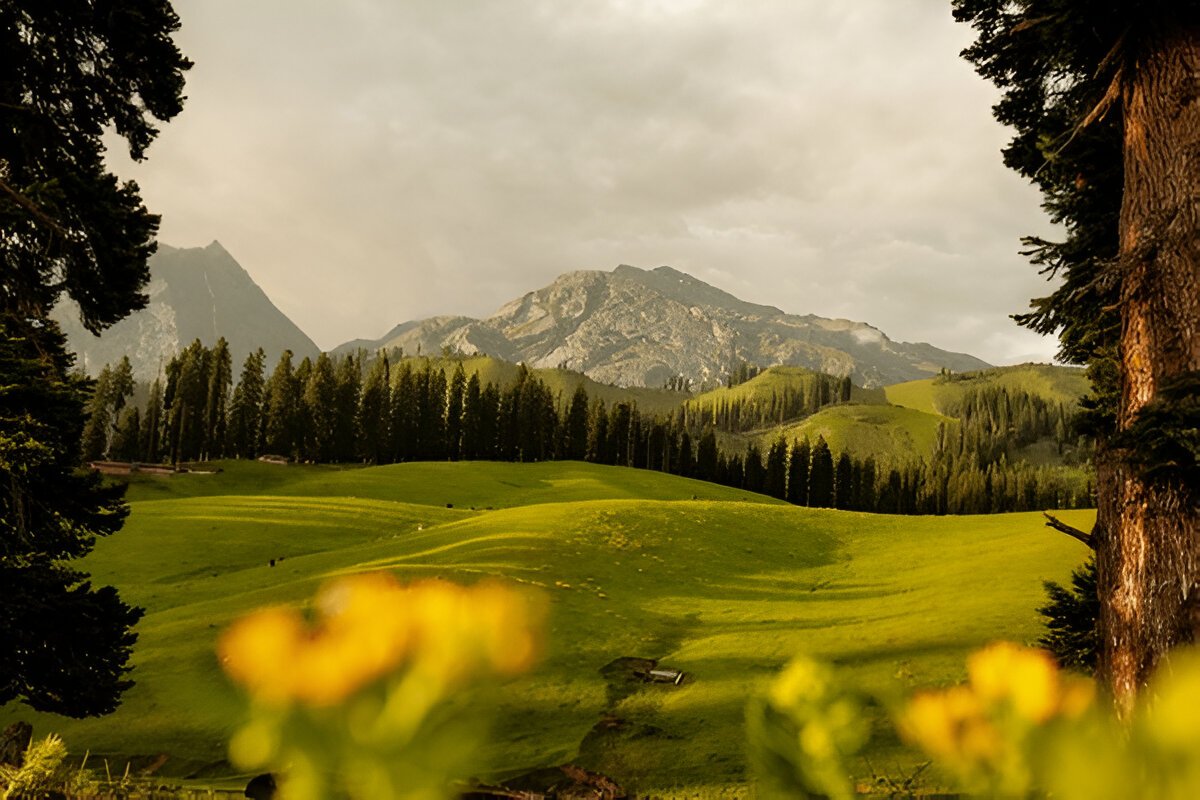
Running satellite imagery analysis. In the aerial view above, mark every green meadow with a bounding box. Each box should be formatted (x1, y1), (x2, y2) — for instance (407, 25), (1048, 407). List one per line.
(2, 461), (1092, 796)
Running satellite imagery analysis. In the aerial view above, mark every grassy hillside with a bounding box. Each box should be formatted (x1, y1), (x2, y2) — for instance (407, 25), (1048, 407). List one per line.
(2, 462), (1091, 797)
(886, 364), (1089, 416)
(749, 403), (949, 464)
(684, 366), (887, 427)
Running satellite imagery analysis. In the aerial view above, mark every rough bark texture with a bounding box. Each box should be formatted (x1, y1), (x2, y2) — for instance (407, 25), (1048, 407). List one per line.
(1102, 23), (1200, 712)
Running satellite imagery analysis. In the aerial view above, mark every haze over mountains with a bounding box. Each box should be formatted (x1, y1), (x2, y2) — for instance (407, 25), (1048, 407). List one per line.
(54, 241), (319, 380)
(59, 242), (990, 387)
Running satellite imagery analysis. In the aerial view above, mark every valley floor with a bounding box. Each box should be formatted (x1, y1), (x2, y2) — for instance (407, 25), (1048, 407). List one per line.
(1, 460), (1093, 797)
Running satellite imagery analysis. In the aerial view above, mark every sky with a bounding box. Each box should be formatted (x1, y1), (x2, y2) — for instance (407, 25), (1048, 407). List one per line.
(105, 0), (1064, 364)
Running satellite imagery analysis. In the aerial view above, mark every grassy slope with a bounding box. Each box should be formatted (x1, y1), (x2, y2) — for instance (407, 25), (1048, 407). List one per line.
(886, 364), (1090, 416)
(2, 462), (1091, 797)
(684, 366), (887, 426)
(749, 403), (949, 463)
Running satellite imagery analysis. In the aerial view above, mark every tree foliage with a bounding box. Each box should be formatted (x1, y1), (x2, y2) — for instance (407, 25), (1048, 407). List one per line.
(0, 0), (188, 717)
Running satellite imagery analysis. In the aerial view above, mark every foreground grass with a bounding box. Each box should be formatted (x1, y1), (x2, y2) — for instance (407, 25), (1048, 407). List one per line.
(2, 461), (1091, 797)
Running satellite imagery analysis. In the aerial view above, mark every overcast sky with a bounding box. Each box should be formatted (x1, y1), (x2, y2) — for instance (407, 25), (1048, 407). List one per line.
(105, 0), (1063, 364)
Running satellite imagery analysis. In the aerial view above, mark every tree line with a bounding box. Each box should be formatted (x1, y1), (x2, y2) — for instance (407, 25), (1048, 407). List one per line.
(82, 343), (1091, 515)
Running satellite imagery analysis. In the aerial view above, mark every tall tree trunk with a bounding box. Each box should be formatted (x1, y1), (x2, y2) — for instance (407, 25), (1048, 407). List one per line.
(1101, 23), (1200, 713)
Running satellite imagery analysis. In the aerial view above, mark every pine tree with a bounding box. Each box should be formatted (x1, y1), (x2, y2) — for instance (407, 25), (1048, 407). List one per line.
(955, 1), (1200, 704)
(262, 350), (300, 459)
(695, 428), (719, 481)
(786, 439), (810, 507)
(764, 436), (788, 500)
(358, 353), (391, 464)
(834, 452), (853, 510)
(808, 436), (835, 508)
(202, 338), (232, 460)
(141, 378), (165, 463)
(445, 363), (466, 460)
(226, 349), (266, 459)
(110, 407), (142, 463)
(563, 385), (590, 461)
(460, 372), (482, 460)
(303, 353), (338, 462)
(332, 354), (361, 462)
(0, 316), (144, 716)
(0, 0), (187, 715)
(80, 365), (114, 462)
(743, 444), (766, 494)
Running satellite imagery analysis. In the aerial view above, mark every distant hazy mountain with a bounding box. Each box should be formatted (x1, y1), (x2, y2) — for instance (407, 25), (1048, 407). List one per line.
(337, 264), (990, 388)
(54, 241), (319, 379)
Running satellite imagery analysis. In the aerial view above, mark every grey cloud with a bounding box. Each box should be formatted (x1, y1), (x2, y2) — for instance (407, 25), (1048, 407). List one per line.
(105, 0), (1062, 365)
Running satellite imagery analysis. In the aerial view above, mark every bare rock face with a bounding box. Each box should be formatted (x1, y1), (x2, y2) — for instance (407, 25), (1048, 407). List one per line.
(343, 265), (990, 388)
(53, 241), (320, 379)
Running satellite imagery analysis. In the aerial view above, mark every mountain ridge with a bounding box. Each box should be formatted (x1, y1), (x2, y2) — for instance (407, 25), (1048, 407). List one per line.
(54, 241), (320, 379)
(336, 263), (990, 388)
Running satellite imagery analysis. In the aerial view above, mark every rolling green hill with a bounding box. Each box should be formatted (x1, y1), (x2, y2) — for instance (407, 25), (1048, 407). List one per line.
(886, 364), (1089, 416)
(750, 403), (948, 463)
(684, 366), (887, 429)
(2, 462), (1091, 797)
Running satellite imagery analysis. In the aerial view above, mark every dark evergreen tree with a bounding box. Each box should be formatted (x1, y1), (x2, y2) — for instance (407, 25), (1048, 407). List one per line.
(695, 428), (719, 482)
(808, 436), (834, 508)
(303, 353), (338, 463)
(786, 439), (810, 507)
(202, 338), (232, 460)
(563, 385), (590, 461)
(743, 444), (766, 494)
(332, 354), (361, 462)
(80, 364), (115, 462)
(460, 372), (482, 460)
(109, 407), (142, 463)
(226, 349), (266, 459)
(163, 340), (210, 463)
(446, 363), (466, 460)
(0, 316), (145, 716)
(0, 0), (187, 715)
(141, 378), (165, 463)
(263, 350), (300, 458)
(677, 430), (694, 477)
(389, 362), (417, 461)
(834, 452), (854, 510)
(955, 0), (1200, 705)
(358, 353), (391, 464)
(764, 436), (788, 500)
(1039, 558), (1100, 673)
(587, 400), (609, 464)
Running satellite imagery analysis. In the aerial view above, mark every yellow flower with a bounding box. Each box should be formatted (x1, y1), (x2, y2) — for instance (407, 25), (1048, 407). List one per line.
(902, 684), (1000, 765)
(769, 656), (831, 709)
(219, 573), (542, 708)
(218, 607), (307, 706)
(968, 642), (1060, 723)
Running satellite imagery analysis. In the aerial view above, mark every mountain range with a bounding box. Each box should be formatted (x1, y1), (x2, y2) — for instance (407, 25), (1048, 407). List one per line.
(58, 243), (990, 387)
(337, 264), (990, 388)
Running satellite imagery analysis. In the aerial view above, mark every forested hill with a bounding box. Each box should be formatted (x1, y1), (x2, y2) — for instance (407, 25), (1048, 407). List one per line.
(82, 344), (1092, 516)
(335, 264), (990, 388)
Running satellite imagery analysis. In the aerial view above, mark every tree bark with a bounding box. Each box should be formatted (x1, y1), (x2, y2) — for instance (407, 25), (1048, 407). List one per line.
(1101, 22), (1200, 713)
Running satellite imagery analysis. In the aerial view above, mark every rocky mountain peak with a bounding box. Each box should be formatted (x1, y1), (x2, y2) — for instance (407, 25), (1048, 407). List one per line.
(341, 264), (990, 388)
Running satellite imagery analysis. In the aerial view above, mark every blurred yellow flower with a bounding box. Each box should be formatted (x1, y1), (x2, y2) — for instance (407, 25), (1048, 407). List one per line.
(902, 685), (1000, 765)
(218, 573), (543, 708)
(968, 642), (1059, 722)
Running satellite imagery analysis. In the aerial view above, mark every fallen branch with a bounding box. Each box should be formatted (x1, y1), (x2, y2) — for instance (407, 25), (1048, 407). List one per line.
(1044, 512), (1095, 549)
